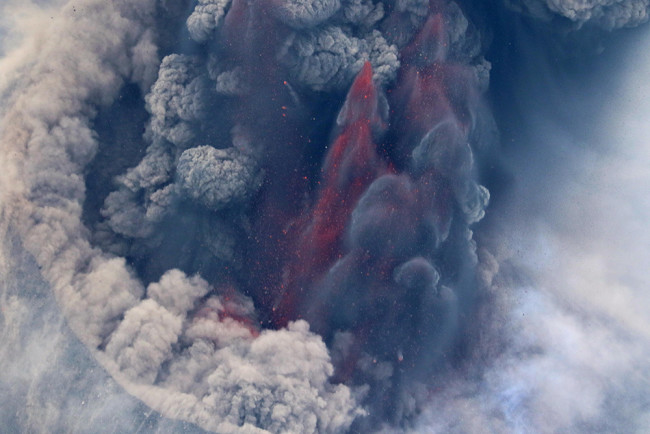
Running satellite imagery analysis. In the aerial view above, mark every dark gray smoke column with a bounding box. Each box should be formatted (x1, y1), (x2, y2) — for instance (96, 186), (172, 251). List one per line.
(1, 0), (649, 432)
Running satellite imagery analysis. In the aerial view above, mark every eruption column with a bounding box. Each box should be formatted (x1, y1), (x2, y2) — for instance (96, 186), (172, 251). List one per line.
(274, 62), (391, 326)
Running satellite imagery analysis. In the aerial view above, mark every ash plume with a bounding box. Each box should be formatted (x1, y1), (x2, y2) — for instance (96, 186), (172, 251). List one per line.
(1, 0), (650, 433)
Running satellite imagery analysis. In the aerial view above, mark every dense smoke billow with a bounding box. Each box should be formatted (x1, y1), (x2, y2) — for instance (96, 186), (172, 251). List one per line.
(1, 0), (650, 432)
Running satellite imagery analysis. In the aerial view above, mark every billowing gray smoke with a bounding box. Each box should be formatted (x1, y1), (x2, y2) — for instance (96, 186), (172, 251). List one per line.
(1, 0), (650, 432)
(0, 1), (359, 432)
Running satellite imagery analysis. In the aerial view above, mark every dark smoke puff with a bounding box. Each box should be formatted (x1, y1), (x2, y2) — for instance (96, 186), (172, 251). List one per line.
(101, 54), (212, 240)
(474, 57), (491, 93)
(215, 68), (248, 95)
(101, 143), (173, 238)
(102, 189), (155, 238)
(281, 26), (365, 91)
(411, 119), (473, 178)
(129, 29), (160, 90)
(412, 121), (489, 223)
(176, 146), (263, 211)
(348, 174), (442, 259)
(118, 143), (174, 192)
(146, 54), (210, 149)
(198, 216), (241, 263)
(207, 56), (249, 96)
(145, 184), (176, 223)
(509, 0), (650, 29)
(390, 0), (429, 18)
(444, 1), (482, 62)
(459, 182), (489, 224)
(186, 0), (232, 42)
(366, 30), (400, 84)
(281, 26), (399, 91)
(380, 0), (430, 47)
(394, 256), (440, 293)
(339, 0), (385, 27)
(272, 0), (342, 28)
